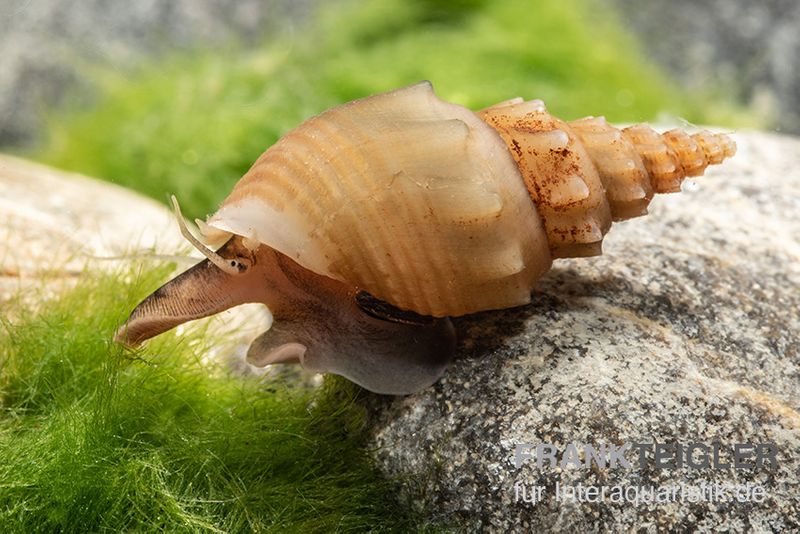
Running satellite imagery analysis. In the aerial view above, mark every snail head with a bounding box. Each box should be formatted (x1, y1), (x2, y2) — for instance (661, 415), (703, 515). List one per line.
(114, 200), (455, 394)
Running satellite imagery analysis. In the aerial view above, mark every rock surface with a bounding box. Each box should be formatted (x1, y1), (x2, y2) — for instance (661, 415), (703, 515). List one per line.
(0, 155), (270, 352)
(0, 154), (184, 301)
(367, 130), (800, 532)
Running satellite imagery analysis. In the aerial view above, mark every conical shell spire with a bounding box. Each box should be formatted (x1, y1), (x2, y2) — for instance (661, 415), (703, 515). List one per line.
(479, 100), (736, 259)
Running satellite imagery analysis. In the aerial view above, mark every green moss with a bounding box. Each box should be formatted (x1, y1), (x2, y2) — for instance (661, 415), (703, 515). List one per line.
(36, 0), (751, 221)
(0, 267), (421, 532)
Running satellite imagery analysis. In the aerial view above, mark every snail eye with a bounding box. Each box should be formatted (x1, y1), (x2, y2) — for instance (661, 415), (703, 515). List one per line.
(229, 257), (252, 273)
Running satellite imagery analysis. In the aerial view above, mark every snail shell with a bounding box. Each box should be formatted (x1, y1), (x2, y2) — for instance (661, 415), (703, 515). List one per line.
(116, 81), (736, 394)
(203, 81), (734, 316)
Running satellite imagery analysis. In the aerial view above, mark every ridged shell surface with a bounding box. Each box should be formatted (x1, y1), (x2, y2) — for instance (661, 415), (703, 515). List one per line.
(205, 82), (552, 317)
(479, 99), (736, 258)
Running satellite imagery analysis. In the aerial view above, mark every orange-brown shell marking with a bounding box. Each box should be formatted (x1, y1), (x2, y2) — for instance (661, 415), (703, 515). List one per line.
(480, 99), (736, 258)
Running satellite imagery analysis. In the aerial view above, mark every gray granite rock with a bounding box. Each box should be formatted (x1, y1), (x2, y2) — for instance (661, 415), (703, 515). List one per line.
(367, 130), (800, 532)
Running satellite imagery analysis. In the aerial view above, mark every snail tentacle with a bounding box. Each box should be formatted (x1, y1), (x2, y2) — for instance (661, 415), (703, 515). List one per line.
(171, 195), (248, 275)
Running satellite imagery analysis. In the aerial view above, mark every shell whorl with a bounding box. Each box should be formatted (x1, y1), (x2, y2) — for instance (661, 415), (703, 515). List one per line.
(205, 82), (552, 318)
(479, 100), (736, 258)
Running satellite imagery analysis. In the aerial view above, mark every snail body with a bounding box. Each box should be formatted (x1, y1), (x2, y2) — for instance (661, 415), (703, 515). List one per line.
(116, 82), (736, 394)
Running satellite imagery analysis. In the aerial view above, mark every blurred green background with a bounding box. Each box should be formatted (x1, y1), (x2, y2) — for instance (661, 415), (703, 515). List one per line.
(0, 0), (762, 531)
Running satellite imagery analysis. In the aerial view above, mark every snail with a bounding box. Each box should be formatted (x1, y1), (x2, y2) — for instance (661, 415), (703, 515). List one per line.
(115, 81), (736, 395)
